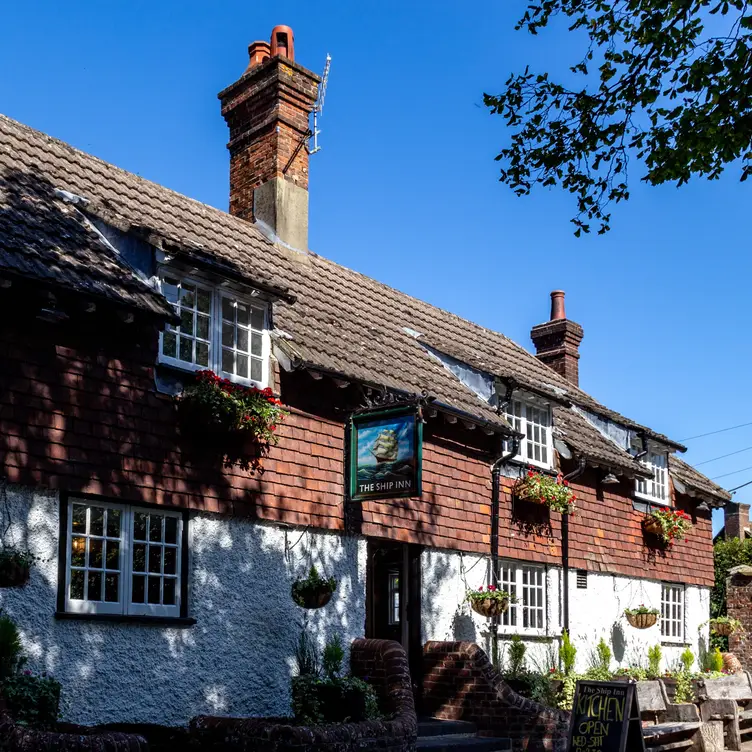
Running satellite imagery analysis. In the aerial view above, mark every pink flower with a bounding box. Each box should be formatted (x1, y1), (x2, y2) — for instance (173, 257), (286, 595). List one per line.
(488, 585), (497, 592)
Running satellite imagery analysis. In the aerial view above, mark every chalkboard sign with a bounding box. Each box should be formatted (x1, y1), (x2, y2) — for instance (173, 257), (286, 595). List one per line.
(567, 681), (645, 752)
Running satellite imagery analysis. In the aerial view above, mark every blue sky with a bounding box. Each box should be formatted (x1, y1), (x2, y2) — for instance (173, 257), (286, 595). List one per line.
(2, 2), (749, 530)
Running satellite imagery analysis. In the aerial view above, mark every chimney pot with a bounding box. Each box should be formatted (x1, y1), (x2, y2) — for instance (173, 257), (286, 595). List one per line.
(247, 41), (271, 70)
(551, 290), (566, 321)
(270, 25), (295, 60)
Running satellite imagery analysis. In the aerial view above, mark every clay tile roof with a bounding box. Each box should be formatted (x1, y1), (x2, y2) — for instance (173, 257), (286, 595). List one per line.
(0, 114), (727, 502)
(670, 456), (732, 504)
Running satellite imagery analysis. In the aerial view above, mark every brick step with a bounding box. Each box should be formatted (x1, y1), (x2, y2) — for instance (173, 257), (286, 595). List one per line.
(416, 733), (512, 752)
(418, 720), (479, 737)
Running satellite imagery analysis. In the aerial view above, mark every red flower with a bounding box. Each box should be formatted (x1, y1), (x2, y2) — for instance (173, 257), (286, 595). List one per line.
(527, 470), (534, 477)
(488, 584), (497, 592)
(478, 586), (484, 592)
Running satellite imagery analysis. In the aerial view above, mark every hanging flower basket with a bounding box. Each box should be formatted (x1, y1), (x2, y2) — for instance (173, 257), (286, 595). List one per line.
(514, 468), (576, 515)
(710, 617), (743, 637)
(175, 370), (287, 472)
(291, 566), (337, 609)
(0, 550), (33, 588)
(624, 605), (659, 629)
(642, 508), (692, 546)
(466, 586), (514, 618)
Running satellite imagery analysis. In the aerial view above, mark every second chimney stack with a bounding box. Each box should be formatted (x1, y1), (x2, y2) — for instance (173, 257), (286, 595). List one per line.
(530, 291), (584, 386)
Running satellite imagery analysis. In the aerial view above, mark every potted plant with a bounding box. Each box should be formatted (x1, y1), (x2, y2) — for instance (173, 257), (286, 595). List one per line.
(0, 549), (35, 588)
(514, 468), (576, 515)
(466, 585), (515, 618)
(175, 370), (287, 472)
(642, 508), (692, 545)
(624, 604), (660, 629)
(291, 566), (337, 609)
(709, 616), (743, 637)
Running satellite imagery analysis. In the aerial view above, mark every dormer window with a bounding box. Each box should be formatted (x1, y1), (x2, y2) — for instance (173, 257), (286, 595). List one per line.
(504, 398), (553, 469)
(158, 272), (268, 387)
(635, 451), (669, 505)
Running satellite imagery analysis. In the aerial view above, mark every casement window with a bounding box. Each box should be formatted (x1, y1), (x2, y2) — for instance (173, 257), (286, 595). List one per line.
(158, 272), (269, 387)
(388, 570), (400, 626)
(64, 499), (185, 618)
(504, 399), (553, 469)
(498, 562), (547, 635)
(635, 452), (669, 504)
(661, 583), (684, 642)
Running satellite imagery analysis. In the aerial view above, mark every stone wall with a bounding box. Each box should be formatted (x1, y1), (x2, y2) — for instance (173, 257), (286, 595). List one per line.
(422, 641), (570, 752)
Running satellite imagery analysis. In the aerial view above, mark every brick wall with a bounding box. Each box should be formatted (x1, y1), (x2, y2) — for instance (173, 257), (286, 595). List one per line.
(727, 566), (752, 667)
(0, 316), (714, 587)
(422, 641), (570, 752)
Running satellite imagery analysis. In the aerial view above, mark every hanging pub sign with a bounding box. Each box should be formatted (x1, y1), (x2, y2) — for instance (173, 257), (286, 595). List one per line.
(348, 406), (422, 502)
(566, 681), (644, 752)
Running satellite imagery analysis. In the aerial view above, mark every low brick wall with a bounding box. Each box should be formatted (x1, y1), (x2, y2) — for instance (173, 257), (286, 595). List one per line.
(191, 638), (417, 752)
(423, 641), (570, 752)
(0, 717), (148, 751)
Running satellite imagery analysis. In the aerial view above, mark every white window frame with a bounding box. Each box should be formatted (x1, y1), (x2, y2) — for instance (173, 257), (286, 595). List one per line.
(498, 561), (547, 636)
(504, 398), (553, 470)
(65, 498), (184, 618)
(635, 451), (670, 505)
(660, 583), (685, 643)
(157, 269), (270, 388)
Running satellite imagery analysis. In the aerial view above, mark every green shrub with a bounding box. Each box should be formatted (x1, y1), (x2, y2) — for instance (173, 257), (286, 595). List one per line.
(0, 613), (23, 680)
(556, 673), (579, 710)
(559, 630), (577, 675)
(322, 634), (345, 680)
(1, 672), (60, 728)
(708, 647), (725, 673)
(674, 672), (695, 704)
(712, 537), (752, 649)
(647, 644), (662, 678)
(680, 648), (695, 674)
(291, 675), (380, 724)
(614, 666), (648, 681)
(508, 635), (527, 677)
(585, 638), (612, 679)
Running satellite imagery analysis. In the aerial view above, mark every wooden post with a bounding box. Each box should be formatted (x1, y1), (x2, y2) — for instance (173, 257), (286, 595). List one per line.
(699, 721), (723, 752)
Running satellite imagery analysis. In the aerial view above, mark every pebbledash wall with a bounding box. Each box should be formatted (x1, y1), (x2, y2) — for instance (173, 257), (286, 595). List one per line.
(0, 483), (366, 726)
(421, 547), (710, 673)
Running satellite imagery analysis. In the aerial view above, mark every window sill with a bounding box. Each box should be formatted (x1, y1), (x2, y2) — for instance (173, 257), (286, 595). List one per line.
(54, 611), (196, 628)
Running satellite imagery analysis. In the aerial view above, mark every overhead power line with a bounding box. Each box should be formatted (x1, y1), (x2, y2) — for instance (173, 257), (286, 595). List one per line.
(712, 465), (752, 481)
(695, 445), (752, 467)
(679, 421), (752, 442)
(728, 479), (752, 493)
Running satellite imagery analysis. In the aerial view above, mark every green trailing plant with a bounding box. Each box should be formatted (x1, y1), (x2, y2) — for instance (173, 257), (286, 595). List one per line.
(556, 673), (579, 710)
(515, 469), (577, 514)
(466, 585), (515, 605)
(0, 548), (37, 588)
(624, 605), (660, 617)
(559, 630), (577, 675)
(176, 370), (287, 472)
(508, 635), (527, 677)
(0, 612), (23, 680)
(614, 666), (648, 681)
(292, 566), (337, 609)
(647, 644), (662, 679)
(2, 671), (61, 729)
(322, 633), (345, 680)
(709, 616), (743, 636)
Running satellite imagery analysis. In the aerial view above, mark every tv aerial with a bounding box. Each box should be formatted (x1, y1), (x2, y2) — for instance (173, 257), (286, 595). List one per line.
(310, 53), (331, 155)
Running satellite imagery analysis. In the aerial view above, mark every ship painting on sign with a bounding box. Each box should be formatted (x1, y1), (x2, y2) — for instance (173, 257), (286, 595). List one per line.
(355, 413), (417, 498)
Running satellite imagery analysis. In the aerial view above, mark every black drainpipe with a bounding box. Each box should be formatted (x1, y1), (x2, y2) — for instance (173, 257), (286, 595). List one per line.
(561, 457), (586, 633)
(489, 379), (520, 667)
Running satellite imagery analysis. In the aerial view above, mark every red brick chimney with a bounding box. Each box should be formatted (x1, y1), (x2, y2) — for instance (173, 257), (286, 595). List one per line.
(218, 25), (319, 250)
(725, 502), (751, 539)
(530, 291), (584, 386)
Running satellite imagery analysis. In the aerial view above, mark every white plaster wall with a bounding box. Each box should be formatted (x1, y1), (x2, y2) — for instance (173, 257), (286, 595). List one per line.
(421, 548), (710, 675)
(0, 484), (366, 726)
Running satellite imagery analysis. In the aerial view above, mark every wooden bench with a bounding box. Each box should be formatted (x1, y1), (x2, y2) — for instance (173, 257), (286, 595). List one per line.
(697, 671), (752, 751)
(636, 680), (704, 752)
